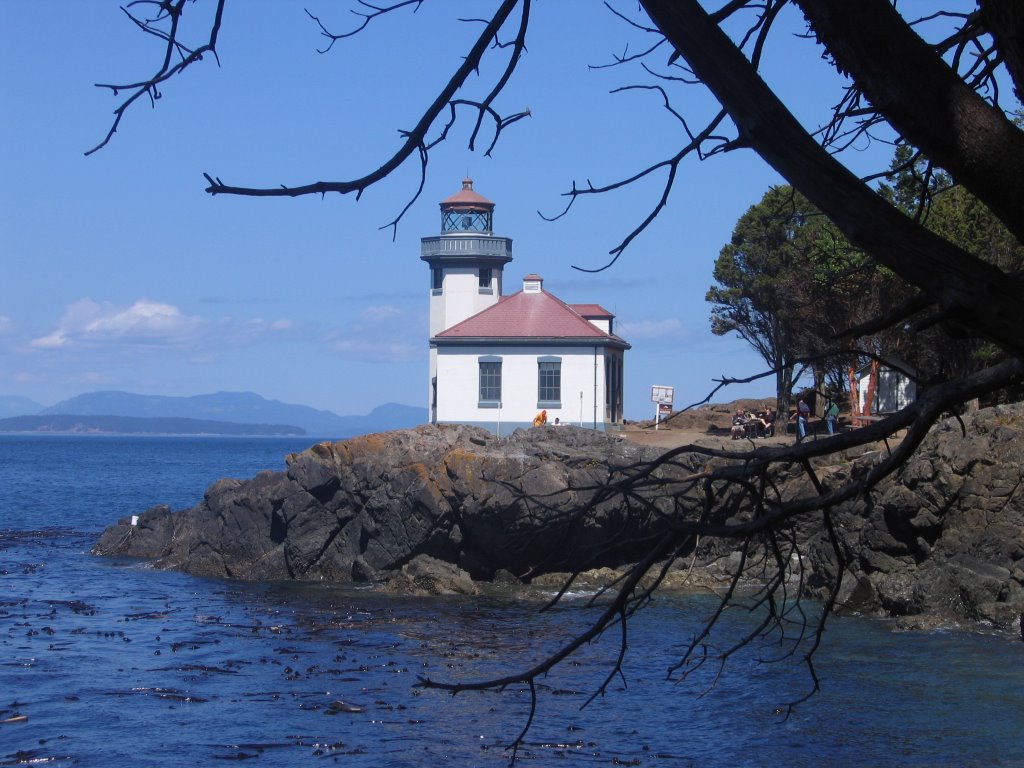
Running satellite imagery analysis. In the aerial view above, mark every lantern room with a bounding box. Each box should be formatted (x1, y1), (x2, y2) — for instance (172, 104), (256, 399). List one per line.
(440, 178), (494, 233)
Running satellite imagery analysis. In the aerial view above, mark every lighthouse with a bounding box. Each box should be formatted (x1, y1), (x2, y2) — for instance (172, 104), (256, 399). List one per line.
(424, 179), (629, 433)
(420, 178), (513, 337)
(421, 179), (513, 421)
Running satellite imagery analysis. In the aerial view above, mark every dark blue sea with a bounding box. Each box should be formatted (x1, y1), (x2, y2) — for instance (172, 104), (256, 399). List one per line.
(1, 435), (1022, 767)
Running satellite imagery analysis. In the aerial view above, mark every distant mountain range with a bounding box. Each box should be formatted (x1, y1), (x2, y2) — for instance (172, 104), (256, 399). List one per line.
(0, 391), (426, 437)
(0, 414), (305, 436)
(0, 396), (45, 419)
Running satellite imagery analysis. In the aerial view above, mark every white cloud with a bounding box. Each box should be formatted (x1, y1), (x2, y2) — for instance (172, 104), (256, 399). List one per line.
(327, 307), (425, 363)
(27, 297), (309, 360)
(618, 317), (690, 340)
(30, 299), (203, 349)
(236, 317), (303, 342)
(361, 305), (403, 321)
(330, 338), (421, 362)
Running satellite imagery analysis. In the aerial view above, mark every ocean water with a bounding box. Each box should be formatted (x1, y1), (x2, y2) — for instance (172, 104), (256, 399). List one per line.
(1, 434), (1022, 767)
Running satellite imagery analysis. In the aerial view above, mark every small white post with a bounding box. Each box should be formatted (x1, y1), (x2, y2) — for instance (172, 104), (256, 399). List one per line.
(655, 403), (660, 430)
(497, 402), (502, 437)
(579, 391), (584, 427)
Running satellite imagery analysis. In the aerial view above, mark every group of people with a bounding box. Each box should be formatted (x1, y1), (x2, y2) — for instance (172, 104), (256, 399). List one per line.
(791, 398), (842, 441)
(730, 406), (776, 439)
(790, 399), (839, 442)
(532, 410), (562, 427)
(732, 399), (832, 442)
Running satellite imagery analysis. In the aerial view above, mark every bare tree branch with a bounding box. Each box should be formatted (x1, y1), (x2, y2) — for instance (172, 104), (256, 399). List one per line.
(87, 0), (226, 156)
(306, 1), (424, 53)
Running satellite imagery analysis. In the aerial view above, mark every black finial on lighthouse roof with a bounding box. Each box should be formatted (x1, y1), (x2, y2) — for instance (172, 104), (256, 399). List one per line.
(440, 178), (494, 233)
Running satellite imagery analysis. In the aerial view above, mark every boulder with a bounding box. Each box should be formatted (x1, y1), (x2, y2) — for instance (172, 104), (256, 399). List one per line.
(383, 555), (479, 596)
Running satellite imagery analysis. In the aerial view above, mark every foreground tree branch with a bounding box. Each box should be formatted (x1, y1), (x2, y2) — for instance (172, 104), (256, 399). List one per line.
(641, 0), (1024, 359)
(794, 0), (1024, 243)
(416, 356), (1021, 757)
(88, 1), (1024, 761)
(200, 0), (524, 207)
(87, 0), (226, 156)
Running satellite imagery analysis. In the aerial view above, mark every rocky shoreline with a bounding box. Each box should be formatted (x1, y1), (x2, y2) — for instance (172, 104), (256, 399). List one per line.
(94, 404), (1024, 636)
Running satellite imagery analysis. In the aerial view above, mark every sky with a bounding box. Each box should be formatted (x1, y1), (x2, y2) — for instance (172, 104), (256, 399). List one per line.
(0, 1), (894, 419)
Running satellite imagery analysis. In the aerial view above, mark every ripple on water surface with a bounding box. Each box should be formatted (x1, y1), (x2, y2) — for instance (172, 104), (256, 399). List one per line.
(2, 435), (1023, 767)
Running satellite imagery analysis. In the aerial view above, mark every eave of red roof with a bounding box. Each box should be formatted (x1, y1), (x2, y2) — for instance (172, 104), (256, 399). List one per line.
(570, 303), (613, 318)
(435, 289), (627, 347)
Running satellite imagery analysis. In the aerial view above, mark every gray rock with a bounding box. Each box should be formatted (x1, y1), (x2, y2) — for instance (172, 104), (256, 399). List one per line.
(383, 555), (479, 596)
(94, 405), (1024, 634)
(804, 403), (1024, 633)
(95, 424), (701, 583)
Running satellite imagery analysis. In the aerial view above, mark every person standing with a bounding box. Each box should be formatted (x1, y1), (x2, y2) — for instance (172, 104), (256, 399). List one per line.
(825, 400), (840, 436)
(794, 399), (810, 442)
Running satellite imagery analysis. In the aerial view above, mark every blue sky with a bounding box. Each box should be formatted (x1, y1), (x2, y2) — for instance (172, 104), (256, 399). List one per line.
(0, 1), (890, 419)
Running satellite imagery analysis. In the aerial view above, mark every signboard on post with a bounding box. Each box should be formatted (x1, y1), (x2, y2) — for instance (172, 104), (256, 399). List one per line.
(651, 385), (674, 430)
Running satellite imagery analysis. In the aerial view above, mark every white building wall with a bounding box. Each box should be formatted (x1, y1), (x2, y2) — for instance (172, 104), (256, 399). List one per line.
(857, 366), (917, 414)
(435, 345), (609, 433)
(427, 347), (438, 424)
(431, 267), (498, 337)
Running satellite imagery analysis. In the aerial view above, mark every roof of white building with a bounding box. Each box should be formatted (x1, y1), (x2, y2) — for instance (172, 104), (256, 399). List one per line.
(569, 303), (613, 318)
(434, 283), (629, 348)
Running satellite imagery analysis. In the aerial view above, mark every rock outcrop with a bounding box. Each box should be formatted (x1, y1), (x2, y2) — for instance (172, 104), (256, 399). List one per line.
(95, 405), (1024, 633)
(803, 403), (1024, 632)
(95, 424), (703, 582)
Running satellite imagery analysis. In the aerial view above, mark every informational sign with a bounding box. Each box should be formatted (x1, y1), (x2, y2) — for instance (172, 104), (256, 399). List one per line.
(651, 385), (674, 430)
(651, 385), (674, 405)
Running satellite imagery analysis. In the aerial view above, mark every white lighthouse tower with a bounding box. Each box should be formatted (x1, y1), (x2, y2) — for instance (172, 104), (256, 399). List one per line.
(421, 179), (513, 423)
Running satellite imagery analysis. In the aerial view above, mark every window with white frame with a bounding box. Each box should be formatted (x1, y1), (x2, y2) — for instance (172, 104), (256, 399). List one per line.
(537, 357), (561, 406)
(479, 357), (502, 407)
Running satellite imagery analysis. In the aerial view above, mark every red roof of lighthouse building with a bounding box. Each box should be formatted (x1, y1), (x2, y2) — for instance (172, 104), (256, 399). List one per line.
(435, 286), (629, 347)
(569, 304), (613, 318)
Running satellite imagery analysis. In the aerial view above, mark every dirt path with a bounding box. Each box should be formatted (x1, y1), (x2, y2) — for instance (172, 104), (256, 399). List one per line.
(619, 424), (795, 450)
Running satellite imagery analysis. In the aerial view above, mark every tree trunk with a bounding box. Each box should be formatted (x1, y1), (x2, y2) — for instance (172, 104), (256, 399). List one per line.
(862, 359), (880, 420)
(981, 0), (1024, 105)
(777, 364), (794, 417)
(794, 0), (1024, 243)
(812, 366), (826, 416)
(641, 0), (1024, 359)
(847, 364), (860, 419)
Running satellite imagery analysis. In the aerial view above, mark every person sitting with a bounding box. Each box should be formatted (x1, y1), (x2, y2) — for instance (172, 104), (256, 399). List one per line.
(731, 408), (748, 439)
(757, 406), (775, 438)
(532, 409), (548, 427)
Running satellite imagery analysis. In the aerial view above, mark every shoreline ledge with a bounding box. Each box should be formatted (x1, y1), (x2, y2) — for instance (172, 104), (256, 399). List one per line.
(94, 404), (1024, 636)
